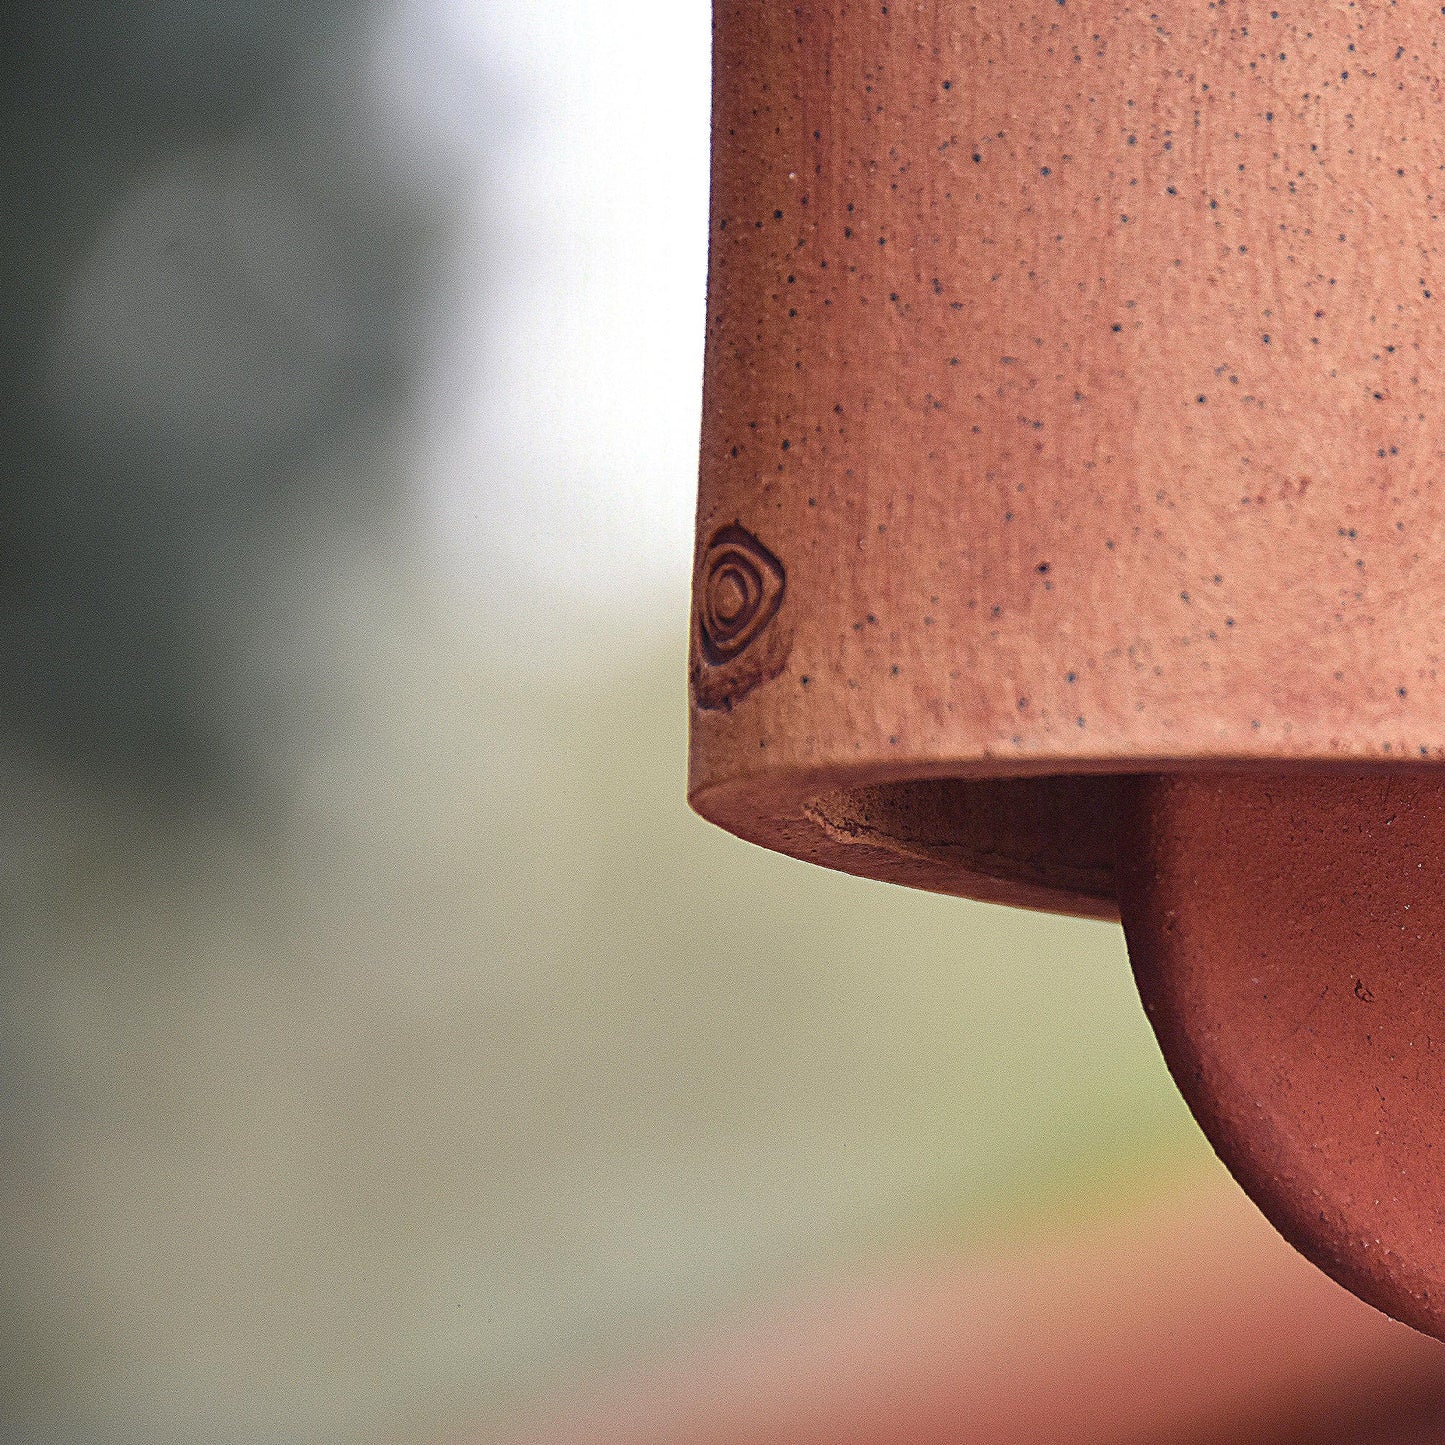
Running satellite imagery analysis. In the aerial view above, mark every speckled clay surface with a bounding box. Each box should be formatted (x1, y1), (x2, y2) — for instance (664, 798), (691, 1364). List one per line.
(690, 2), (1445, 919)
(1117, 772), (1445, 1337)
(689, 0), (1445, 1339)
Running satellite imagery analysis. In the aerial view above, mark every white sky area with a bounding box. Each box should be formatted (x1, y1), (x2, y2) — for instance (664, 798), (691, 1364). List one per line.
(372, 0), (713, 650)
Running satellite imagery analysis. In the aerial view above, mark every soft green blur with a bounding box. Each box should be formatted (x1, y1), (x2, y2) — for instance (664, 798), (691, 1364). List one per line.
(0, 585), (1209, 1444)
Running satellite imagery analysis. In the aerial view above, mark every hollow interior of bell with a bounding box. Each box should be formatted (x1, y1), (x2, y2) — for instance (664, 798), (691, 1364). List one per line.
(803, 774), (1126, 920)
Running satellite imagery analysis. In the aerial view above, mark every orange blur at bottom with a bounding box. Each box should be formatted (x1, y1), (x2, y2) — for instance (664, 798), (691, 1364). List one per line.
(518, 1173), (1445, 1445)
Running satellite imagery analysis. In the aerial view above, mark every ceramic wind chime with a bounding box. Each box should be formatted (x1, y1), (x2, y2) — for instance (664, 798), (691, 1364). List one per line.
(690, 1), (1445, 1337)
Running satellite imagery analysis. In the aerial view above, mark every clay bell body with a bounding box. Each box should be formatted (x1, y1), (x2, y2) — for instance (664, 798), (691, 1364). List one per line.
(692, 0), (1445, 917)
(691, 3), (1445, 1337)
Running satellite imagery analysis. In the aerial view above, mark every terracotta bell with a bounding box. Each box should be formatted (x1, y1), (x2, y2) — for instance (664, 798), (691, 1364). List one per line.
(690, 2), (1445, 1338)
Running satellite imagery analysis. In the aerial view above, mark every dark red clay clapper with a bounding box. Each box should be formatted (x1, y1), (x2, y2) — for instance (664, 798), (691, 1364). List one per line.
(689, 3), (1445, 1337)
(1118, 773), (1445, 1336)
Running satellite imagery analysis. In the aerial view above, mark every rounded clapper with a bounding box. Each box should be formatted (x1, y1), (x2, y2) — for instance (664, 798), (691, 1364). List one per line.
(1118, 773), (1445, 1338)
(690, 1), (1445, 1337)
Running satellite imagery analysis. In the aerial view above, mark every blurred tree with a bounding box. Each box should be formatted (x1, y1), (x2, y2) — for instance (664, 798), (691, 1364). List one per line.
(0, 2), (436, 791)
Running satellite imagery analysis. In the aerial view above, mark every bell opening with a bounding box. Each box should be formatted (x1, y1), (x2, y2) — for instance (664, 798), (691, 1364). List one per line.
(802, 774), (1125, 920)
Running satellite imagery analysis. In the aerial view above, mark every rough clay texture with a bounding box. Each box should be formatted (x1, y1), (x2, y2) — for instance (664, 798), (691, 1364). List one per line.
(689, 1), (1445, 918)
(1117, 772), (1445, 1339)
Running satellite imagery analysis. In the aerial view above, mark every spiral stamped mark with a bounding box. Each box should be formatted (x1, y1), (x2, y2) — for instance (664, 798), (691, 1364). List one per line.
(692, 522), (790, 711)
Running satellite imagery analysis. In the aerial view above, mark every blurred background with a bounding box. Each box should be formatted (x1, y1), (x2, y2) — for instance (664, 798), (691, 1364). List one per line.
(0, 3), (1274, 1442)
